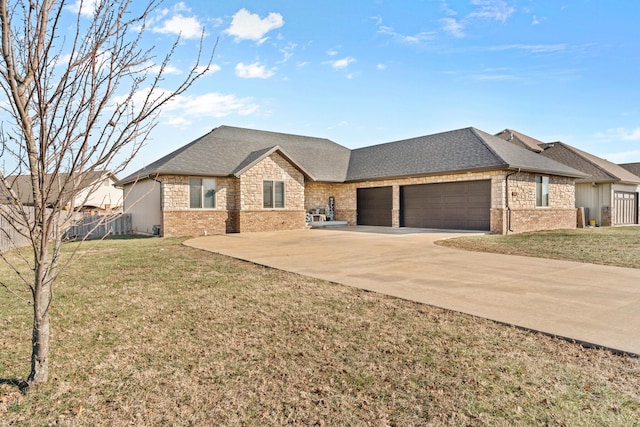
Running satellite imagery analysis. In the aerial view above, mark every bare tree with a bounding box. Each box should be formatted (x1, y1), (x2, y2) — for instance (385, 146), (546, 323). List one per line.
(0, 0), (212, 387)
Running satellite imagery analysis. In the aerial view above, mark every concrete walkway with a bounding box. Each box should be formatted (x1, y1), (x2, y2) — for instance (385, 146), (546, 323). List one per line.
(186, 227), (640, 355)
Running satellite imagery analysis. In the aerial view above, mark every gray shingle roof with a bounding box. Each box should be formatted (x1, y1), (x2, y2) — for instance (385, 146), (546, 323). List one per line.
(118, 126), (352, 185)
(346, 128), (586, 181)
(619, 162), (640, 180)
(538, 142), (640, 184)
(119, 125), (587, 186)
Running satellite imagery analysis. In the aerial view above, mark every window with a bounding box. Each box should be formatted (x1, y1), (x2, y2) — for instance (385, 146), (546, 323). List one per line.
(189, 178), (216, 208)
(536, 176), (549, 207)
(263, 180), (285, 208)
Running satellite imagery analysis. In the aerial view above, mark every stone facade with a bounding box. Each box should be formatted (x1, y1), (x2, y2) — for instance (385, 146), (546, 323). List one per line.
(160, 153), (306, 237)
(306, 171), (577, 235)
(237, 152), (306, 232)
(499, 173), (577, 234)
(157, 157), (578, 237)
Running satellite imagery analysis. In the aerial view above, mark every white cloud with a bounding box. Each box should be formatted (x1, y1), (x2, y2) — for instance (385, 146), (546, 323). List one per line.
(225, 8), (284, 42)
(160, 92), (260, 127)
(486, 44), (568, 53)
(331, 57), (355, 70)
(153, 14), (204, 39)
(235, 62), (276, 79)
(377, 25), (436, 44)
(441, 17), (465, 38)
(326, 48), (339, 56)
(370, 16), (383, 26)
(377, 63), (387, 70)
(149, 64), (183, 75)
(278, 43), (297, 64)
(468, 0), (515, 22)
(595, 127), (640, 141)
(64, 0), (99, 17)
(196, 64), (221, 75)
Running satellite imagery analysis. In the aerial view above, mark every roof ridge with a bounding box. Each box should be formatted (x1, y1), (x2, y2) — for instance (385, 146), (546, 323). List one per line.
(469, 128), (508, 166)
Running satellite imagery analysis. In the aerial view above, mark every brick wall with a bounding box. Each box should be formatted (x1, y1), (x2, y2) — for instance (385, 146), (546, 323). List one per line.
(499, 173), (577, 234)
(161, 175), (239, 237)
(238, 210), (306, 232)
(307, 171), (577, 234)
(306, 171), (503, 226)
(163, 210), (238, 236)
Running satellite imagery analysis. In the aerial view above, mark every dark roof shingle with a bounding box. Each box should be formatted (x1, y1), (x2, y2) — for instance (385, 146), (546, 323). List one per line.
(346, 128), (585, 181)
(119, 125), (587, 186)
(119, 126), (352, 185)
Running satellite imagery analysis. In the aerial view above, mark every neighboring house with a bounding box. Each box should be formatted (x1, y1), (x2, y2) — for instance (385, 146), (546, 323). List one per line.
(1, 171), (123, 213)
(497, 129), (640, 226)
(118, 125), (586, 237)
(620, 162), (640, 179)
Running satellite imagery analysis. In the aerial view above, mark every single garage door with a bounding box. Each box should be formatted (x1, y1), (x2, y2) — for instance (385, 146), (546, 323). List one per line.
(613, 191), (638, 225)
(357, 186), (392, 226)
(400, 180), (491, 230)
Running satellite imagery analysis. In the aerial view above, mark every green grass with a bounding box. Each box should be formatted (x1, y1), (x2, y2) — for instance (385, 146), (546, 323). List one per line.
(1, 236), (639, 426)
(437, 226), (640, 269)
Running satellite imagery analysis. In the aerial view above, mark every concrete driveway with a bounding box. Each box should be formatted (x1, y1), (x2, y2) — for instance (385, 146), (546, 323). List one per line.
(186, 227), (640, 355)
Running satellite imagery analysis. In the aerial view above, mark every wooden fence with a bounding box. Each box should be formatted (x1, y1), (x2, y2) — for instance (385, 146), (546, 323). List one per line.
(1, 209), (132, 252)
(64, 214), (132, 240)
(0, 212), (31, 253)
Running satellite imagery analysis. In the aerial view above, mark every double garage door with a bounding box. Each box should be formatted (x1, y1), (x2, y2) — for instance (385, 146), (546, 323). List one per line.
(357, 180), (491, 231)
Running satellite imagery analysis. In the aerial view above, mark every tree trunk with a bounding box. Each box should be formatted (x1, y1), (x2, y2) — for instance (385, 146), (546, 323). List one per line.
(28, 264), (51, 385)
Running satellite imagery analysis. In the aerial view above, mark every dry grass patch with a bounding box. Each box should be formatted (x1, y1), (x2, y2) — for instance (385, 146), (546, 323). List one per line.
(1, 237), (639, 426)
(437, 227), (640, 269)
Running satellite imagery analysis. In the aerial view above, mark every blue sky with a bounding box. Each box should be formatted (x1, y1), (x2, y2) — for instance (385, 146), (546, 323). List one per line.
(91, 1), (640, 173)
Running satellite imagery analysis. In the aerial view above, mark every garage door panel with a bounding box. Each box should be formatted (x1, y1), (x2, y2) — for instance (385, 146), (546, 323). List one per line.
(401, 180), (491, 230)
(357, 186), (393, 226)
(613, 191), (638, 225)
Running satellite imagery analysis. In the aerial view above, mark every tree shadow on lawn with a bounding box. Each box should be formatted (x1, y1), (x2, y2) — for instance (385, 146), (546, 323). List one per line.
(0, 378), (29, 393)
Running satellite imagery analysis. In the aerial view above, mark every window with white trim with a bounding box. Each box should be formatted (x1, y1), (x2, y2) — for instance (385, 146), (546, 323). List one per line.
(189, 178), (216, 208)
(263, 180), (285, 208)
(536, 176), (549, 207)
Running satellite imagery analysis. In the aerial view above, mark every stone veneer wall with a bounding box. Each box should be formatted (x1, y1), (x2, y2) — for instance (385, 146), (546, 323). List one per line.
(306, 171), (505, 228)
(237, 152), (306, 232)
(160, 175), (239, 237)
(501, 173), (577, 234)
(307, 171), (577, 234)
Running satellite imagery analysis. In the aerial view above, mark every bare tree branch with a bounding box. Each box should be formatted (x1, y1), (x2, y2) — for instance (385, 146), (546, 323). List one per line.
(0, 0), (213, 387)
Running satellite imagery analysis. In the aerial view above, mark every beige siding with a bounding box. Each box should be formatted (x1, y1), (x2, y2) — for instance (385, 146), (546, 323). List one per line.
(75, 176), (123, 211)
(123, 179), (161, 235)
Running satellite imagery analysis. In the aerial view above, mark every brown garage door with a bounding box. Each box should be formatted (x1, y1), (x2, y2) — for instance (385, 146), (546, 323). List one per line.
(357, 186), (392, 226)
(400, 180), (491, 230)
(613, 191), (638, 225)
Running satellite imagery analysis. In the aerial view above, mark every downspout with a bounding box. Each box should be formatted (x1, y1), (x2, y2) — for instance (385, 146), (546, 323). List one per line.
(505, 168), (520, 234)
(149, 174), (163, 236)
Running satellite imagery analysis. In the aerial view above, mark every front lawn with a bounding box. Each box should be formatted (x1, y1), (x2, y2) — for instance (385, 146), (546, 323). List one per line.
(1, 237), (639, 425)
(437, 226), (640, 269)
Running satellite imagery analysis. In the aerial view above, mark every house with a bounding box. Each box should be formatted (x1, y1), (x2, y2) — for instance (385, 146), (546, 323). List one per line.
(1, 171), (123, 213)
(497, 129), (640, 226)
(118, 125), (587, 237)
